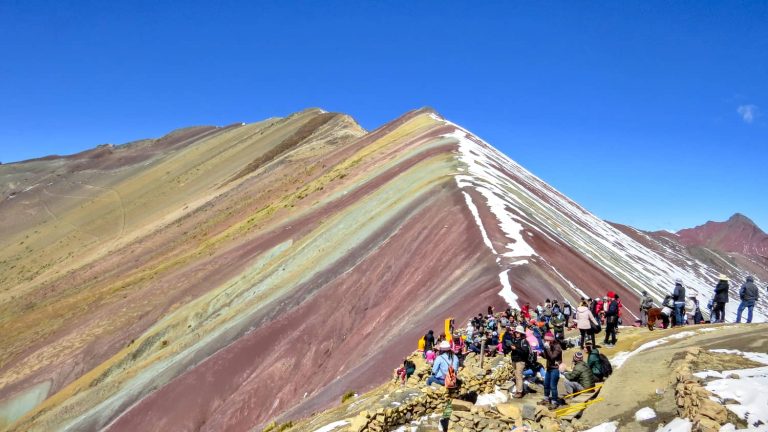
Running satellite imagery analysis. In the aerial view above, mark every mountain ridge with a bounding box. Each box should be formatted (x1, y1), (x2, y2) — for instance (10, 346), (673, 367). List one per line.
(0, 108), (765, 431)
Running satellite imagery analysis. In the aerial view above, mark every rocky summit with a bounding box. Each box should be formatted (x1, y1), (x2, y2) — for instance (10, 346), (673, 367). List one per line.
(0, 108), (766, 431)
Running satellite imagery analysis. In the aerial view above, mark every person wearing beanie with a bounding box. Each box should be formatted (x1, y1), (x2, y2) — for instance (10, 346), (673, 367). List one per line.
(712, 274), (729, 323)
(509, 325), (530, 398)
(561, 350), (596, 395)
(736, 275), (760, 323)
(427, 341), (459, 386)
(540, 331), (563, 408)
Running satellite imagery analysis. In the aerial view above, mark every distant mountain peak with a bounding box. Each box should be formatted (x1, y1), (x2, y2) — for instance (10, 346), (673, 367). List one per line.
(677, 213), (768, 256)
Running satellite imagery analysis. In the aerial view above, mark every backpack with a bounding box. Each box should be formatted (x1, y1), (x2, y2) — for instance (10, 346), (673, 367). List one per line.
(589, 353), (603, 378)
(598, 353), (613, 378)
(445, 365), (457, 388)
(564, 305), (571, 316)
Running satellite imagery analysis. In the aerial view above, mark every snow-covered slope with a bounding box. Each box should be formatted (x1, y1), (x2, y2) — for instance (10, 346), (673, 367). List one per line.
(431, 113), (766, 322)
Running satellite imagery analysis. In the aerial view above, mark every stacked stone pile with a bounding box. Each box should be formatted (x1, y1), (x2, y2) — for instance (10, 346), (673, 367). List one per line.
(673, 347), (730, 432)
(346, 352), (578, 432)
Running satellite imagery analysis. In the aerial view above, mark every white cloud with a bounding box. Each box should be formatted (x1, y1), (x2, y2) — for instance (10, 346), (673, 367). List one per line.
(737, 104), (758, 123)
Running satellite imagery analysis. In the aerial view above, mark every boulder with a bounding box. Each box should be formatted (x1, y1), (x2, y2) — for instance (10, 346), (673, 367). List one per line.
(496, 403), (522, 420)
(451, 399), (473, 412)
(698, 398), (727, 424)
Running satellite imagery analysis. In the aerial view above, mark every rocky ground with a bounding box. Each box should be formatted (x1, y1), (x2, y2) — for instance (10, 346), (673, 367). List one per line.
(282, 323), (768, 432)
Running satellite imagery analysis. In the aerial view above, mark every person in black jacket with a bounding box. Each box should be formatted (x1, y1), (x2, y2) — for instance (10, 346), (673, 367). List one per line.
(603, 295), (619, 346)
(424, 330), (435, 356)
(736, 276), (760, 323)
(509, 326), (530, 399)
(712, 275), (730, 323)
(672, 278), (687, 327)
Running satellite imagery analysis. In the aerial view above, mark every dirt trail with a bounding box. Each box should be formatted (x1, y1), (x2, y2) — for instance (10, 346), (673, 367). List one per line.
(581, 323), (768, 430)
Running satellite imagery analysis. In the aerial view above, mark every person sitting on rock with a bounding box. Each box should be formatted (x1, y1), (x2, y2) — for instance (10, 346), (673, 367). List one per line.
(394, 358), (417, 385)
(425, 349), (436, 365)
(560, 351), (596, 396)
(584, 341), (603, 381)
(485, 331), (499, 357)
(509, 325), (530, 399)
(427, 341), (459, 386)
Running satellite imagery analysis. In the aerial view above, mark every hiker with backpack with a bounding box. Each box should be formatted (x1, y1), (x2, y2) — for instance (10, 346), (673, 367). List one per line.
(712, 274), (730, 323)
(736, 275), (759, 323)
(584, 341), (612, 382)
(560, 351), (596, 396)
(427, 341), (459, 387)
(672, 278), (686, 327)
(575, 300), (599, 349)
(540, 331), (563, 409)
(509, 325), (531, 399)
(562, 301), (573, 327)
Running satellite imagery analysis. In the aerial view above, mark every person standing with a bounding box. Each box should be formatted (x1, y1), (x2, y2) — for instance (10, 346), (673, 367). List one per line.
(509, 326), (531, 398)
(672, 278), (686, 327)
(736, 276), (759, 323)
(640, 291), (654, 327)
(563, 301), (573, 327)
(540, 332), (563, 408)
(575, 300), (598, 349)
(713, 275), (730, 323)
(424, 330), (435, 356)
(603, 295), (619, 347)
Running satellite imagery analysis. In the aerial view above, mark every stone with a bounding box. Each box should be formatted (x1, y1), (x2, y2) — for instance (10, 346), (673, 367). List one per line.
(522, 403), (537, 420)
(451, 399), (473, 412)
(698, 398), (727, 424)
(496, 403), (523, 420)
(696, 417), (722, 432)
(348, 413), (368, 432)
(540, 416), (561, 432)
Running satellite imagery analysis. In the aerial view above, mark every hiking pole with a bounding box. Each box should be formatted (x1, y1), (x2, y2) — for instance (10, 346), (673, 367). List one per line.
(479, 339), (486, 370)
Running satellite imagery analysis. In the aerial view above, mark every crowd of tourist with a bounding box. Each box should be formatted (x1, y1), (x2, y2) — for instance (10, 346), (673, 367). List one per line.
(400, 274), (763, 411)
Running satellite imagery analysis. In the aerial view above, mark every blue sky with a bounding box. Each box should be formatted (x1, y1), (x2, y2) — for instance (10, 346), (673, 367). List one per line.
(1, 1), (766, 231)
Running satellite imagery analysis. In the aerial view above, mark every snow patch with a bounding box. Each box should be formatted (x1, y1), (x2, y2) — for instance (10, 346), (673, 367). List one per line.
(475, 386), (509, 406)
(635, 407), (657, 421)
(498, 270), (520, 308)
(656, 418), (692, 432)
(584, 422), (618, 432)
(313, 420), (349, 432)
(698, 349), (768, 428)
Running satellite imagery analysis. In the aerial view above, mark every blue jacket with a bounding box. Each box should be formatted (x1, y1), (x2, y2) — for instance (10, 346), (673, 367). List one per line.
(432, 353), (459, 379)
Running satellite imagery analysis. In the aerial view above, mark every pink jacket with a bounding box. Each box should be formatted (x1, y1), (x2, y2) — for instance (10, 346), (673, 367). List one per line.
(574, 306), (598, 330)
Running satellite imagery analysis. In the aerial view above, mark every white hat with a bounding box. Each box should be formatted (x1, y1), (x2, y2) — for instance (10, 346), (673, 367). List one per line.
(718, 274), (729, 281)
(514, 325), (525, 333)
(438, 341), (451, 351)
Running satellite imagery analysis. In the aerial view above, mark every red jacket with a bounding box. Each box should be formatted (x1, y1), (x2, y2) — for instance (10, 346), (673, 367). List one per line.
(521, 304), (531, 320)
